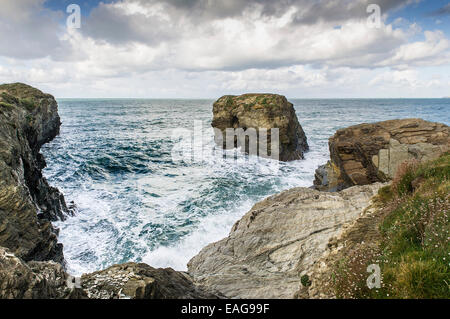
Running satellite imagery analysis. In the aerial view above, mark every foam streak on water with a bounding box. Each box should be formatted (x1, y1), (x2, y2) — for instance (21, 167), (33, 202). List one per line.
(41, 98), (449, 275)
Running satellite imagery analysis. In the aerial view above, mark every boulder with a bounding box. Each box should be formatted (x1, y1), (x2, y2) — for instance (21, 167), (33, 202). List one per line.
(314, 119), (449, 191)
(0, 246), (218, 299)
(211, 94), (308, 161)
(0, 247), (78, 299)
(81, 263), (220, 299)
(0, 83), (73, 263)
(188, 183), (384, 299)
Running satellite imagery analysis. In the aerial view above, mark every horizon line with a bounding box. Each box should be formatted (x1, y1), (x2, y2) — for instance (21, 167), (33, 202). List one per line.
(55, 97), (450, 100)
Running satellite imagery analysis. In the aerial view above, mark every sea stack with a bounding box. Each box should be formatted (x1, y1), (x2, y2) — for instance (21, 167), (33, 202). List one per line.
(314, 118), (450, 191)
(211, 94), (308, 162)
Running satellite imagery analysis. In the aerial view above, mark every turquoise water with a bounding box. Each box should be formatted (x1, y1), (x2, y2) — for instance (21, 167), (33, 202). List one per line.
(41, 98), (450, 275)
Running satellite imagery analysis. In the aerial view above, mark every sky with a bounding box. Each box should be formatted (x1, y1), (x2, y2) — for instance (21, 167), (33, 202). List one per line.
(0, 0), (449, 98)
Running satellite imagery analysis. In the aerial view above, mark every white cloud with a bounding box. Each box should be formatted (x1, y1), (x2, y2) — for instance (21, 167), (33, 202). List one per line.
(0, 0), (448, 98)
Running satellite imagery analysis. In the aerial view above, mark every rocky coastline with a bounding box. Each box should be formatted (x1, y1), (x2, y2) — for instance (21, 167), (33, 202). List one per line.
(0, 83), (448, 299)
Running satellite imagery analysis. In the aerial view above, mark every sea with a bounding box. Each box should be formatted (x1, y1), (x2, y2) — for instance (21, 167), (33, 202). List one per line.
(41, 98), (450, 275)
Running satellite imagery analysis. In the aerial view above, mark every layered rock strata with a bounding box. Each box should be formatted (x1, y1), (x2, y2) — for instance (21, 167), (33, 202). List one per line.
(314, 119), (449, 191)
(0, 83), (72, 263)
(188, 183), (384, 298)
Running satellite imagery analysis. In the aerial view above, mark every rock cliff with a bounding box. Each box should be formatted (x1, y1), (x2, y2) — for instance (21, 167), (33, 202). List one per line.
(211, 94), (308, 161)
(0, 83), (72, 263)
(314, 119), (449, 191)
(188, 183), (384, 298)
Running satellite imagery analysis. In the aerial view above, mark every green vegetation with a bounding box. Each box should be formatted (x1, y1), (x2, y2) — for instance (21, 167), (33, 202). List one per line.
(20, 98), (36, 111)
(334, 153), (450, 299)
(301, 274), (312, 287)
(0, 101), (14, 109)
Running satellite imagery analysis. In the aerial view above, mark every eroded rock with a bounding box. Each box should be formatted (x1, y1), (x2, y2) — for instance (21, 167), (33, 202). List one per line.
(0, 83), (73, 262)
(0, 247), (77, 299)
(188, 183), (384, 299)
(81, 263), (220, 299)
(314, 119), (449, 191)
(211, 94), (308, 161)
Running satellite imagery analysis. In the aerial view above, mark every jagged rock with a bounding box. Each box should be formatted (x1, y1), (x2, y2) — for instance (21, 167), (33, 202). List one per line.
(0, 83), (72, 263)
(314, 119), (449, 191)
(211, 94), (308, 161)
(0, 246), (217, 299)
(188, 183), (384, 299)
(0, 246), (219, 300)
(0, 247), (78, 299)
(81, 263), (220, 299)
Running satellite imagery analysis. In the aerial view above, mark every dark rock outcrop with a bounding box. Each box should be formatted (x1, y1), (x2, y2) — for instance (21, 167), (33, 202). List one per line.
(0, 83), (73, 263)
(81, 263), (220, 299)
(314, 119), (449, 191)
(0, 247), (79, 299)
(212, 94), (308, 161)
(0, 246), (218, 299)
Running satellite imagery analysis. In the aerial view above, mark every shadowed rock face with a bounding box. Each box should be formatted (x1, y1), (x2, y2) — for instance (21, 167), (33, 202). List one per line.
(0, 83), (72, 263)
(314, 119), (449, 191)
(211, 94), (308, 162)
(0, 247), (78, 299)
(188, 183), (384, 299)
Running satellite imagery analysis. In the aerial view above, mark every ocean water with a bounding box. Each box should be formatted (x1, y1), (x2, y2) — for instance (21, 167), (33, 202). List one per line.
(41, 98), (450, 275)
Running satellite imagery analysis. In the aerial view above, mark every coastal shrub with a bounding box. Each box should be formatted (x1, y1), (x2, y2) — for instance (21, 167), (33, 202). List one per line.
(333, 153), (450, 299)
(300, 274), (312, 287)
(1, 92), (19, 105)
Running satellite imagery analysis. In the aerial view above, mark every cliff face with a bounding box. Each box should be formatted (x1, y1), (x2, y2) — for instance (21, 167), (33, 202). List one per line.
(0, 83), (72, 263)
(188, 183), (384, 298)
(212, 94), (308, 161)
(314, 119), (449, 191)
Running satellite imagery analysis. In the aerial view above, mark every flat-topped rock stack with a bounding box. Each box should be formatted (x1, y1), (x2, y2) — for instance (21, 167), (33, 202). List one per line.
(212, 94), (308, 162)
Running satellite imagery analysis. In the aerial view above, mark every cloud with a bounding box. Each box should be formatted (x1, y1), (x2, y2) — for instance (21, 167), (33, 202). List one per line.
(0, 0), (448, 98)
(430, 3), (450, 16)
(379, 30), (450, 68)
(76, 0), (413, 72)
(0, 0), (63, 59)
